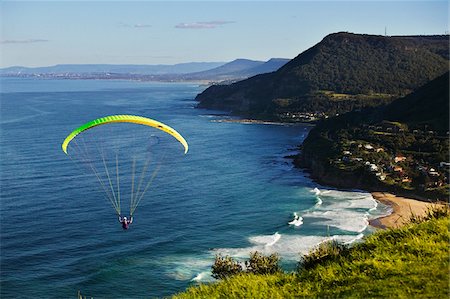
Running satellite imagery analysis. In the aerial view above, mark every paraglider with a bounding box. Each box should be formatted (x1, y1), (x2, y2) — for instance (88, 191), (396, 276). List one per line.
(62, 115), (188, 155)
(62, 115), (188, 229)
(118, 216), (133, 230)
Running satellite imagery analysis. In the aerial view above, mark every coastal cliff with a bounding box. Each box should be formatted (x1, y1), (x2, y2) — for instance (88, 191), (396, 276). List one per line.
(295, 146), (381, 190)
(196, 32), (449, 120)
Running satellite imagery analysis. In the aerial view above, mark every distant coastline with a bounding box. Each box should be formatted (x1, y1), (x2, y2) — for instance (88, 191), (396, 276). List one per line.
(211, 118), (307, 126)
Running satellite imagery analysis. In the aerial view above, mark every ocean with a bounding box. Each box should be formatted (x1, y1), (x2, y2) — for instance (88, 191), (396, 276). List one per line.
(0, 78), (390, 298)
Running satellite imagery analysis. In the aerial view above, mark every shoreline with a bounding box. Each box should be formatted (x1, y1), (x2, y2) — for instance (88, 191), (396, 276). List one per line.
(369, 192), (438, 229)
(295, 142), (446, 230)
(213, 115), (441, 231)
(211, 118), (312, 126)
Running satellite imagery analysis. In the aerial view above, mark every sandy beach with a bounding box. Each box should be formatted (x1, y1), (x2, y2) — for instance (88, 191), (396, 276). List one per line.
(369, 192), (440, 229)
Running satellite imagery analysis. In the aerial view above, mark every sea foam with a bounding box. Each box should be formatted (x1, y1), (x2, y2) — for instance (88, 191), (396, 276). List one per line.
(288, 212), (304, 226)
(171, 188), (383, 283)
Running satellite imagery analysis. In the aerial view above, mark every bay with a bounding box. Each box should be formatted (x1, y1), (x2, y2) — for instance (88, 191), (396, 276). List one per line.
(0, 78), (389, 298)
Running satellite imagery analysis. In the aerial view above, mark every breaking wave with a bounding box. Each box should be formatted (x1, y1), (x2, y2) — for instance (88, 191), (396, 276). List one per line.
(166, 187), (389, 283)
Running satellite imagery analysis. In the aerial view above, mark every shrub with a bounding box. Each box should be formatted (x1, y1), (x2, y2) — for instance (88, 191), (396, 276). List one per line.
(212, 251), (281, 279)
(245, 251), (281, 275)
(211, 254), (243, 279)
(299, 240), (348, 270)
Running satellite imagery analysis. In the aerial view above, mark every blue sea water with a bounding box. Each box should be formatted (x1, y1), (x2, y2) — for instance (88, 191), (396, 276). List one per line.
(0, 78), (390, 298)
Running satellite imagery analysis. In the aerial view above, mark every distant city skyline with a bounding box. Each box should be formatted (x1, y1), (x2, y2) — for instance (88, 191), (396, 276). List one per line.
(1, 1), (448, 68)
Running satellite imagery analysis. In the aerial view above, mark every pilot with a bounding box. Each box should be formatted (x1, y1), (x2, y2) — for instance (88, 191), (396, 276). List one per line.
(118, 216), (133, 230)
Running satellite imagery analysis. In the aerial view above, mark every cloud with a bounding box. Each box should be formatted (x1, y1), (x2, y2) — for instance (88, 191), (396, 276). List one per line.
(118, 22), (152, 28)
(175, 20), (234, 29)
(134, 24), (152, 28)
(1, 39), (49, 44)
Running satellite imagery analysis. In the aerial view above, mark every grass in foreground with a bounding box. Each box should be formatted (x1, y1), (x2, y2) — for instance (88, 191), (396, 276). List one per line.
(173, 216), (450, 298)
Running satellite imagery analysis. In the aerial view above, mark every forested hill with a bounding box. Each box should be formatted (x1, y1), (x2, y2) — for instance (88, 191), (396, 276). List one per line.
(382, 71), (449, 132)
(298, 72), (449, 200)
(196, 32), (449, 120)
(307, 72), (449, 133)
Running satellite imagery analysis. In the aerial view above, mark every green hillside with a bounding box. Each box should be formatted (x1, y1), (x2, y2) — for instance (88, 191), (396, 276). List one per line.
(298, 72), (449, 200)
(382, 71), (449, 132)
(196, 32), (449, 120)
(174, 215), (450, 298)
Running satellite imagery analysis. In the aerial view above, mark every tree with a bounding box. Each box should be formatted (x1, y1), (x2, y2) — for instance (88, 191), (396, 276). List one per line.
(211, 255), (243, 279)
(211, 251), (282, 279)
(245, 251), (281, 275)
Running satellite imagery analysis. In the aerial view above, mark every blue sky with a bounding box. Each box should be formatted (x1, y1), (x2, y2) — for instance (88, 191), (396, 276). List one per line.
(1, 1), (448, 67)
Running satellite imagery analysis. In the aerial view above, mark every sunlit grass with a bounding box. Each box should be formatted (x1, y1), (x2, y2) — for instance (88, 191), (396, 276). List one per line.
(173, 215), (450, 298)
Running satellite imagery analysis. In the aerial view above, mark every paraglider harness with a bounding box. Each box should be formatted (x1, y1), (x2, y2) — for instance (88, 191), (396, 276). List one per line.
(118, 215), (133, 230)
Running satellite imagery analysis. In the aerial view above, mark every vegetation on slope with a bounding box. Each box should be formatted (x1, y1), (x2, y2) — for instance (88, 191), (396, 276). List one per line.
(298, 72), (449, 200)
(196, 32), (449, 120)
(174, 213), (450, 298)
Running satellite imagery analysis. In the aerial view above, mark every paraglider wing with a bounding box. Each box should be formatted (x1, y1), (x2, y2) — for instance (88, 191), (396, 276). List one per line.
(62, 115), (188, 155)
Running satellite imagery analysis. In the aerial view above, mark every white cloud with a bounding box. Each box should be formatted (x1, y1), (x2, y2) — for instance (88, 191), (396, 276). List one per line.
(175, 20), (234, 29)
(134, 24), (152, 28)
(118, 22), (152, 28)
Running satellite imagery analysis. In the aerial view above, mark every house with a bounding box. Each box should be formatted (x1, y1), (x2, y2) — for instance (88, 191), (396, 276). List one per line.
(375, 148), (384, 153)
(368, 164), (378, 172)
(364, 144), (374, 150)
(394, 156), (406, 163)
(402, 177), (412, 183)
(393, 166), (403, 172)
(429, 168), (439, 176)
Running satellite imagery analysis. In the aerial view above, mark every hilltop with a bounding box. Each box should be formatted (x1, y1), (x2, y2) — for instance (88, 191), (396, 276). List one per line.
(298, 72), (449, 200)
(179, 58), (289, 82)
(196, 32), (449, 120)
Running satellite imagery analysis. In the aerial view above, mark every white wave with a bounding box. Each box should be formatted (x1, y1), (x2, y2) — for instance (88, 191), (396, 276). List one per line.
(312, 187), (321, 195)
(289, 218), (304, 227)
(266, 232), (281, 247)
(161, 256), (213, 281)
(304, 210), (369, 233)
(250, 232), (281, 247)
(315, 197), (323, 207)
(303, 188), (379, 233)
(215, 233), (365, 261)
(314, 189), (373, 201)
(288, 212), (304, 226)
(325, 197), (376, 210)
(178, 188), (383, 280)
(191, 271), (213, 283)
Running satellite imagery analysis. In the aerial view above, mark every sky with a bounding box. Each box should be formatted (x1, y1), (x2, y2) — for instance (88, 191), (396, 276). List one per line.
(0, 1), (448, 68)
